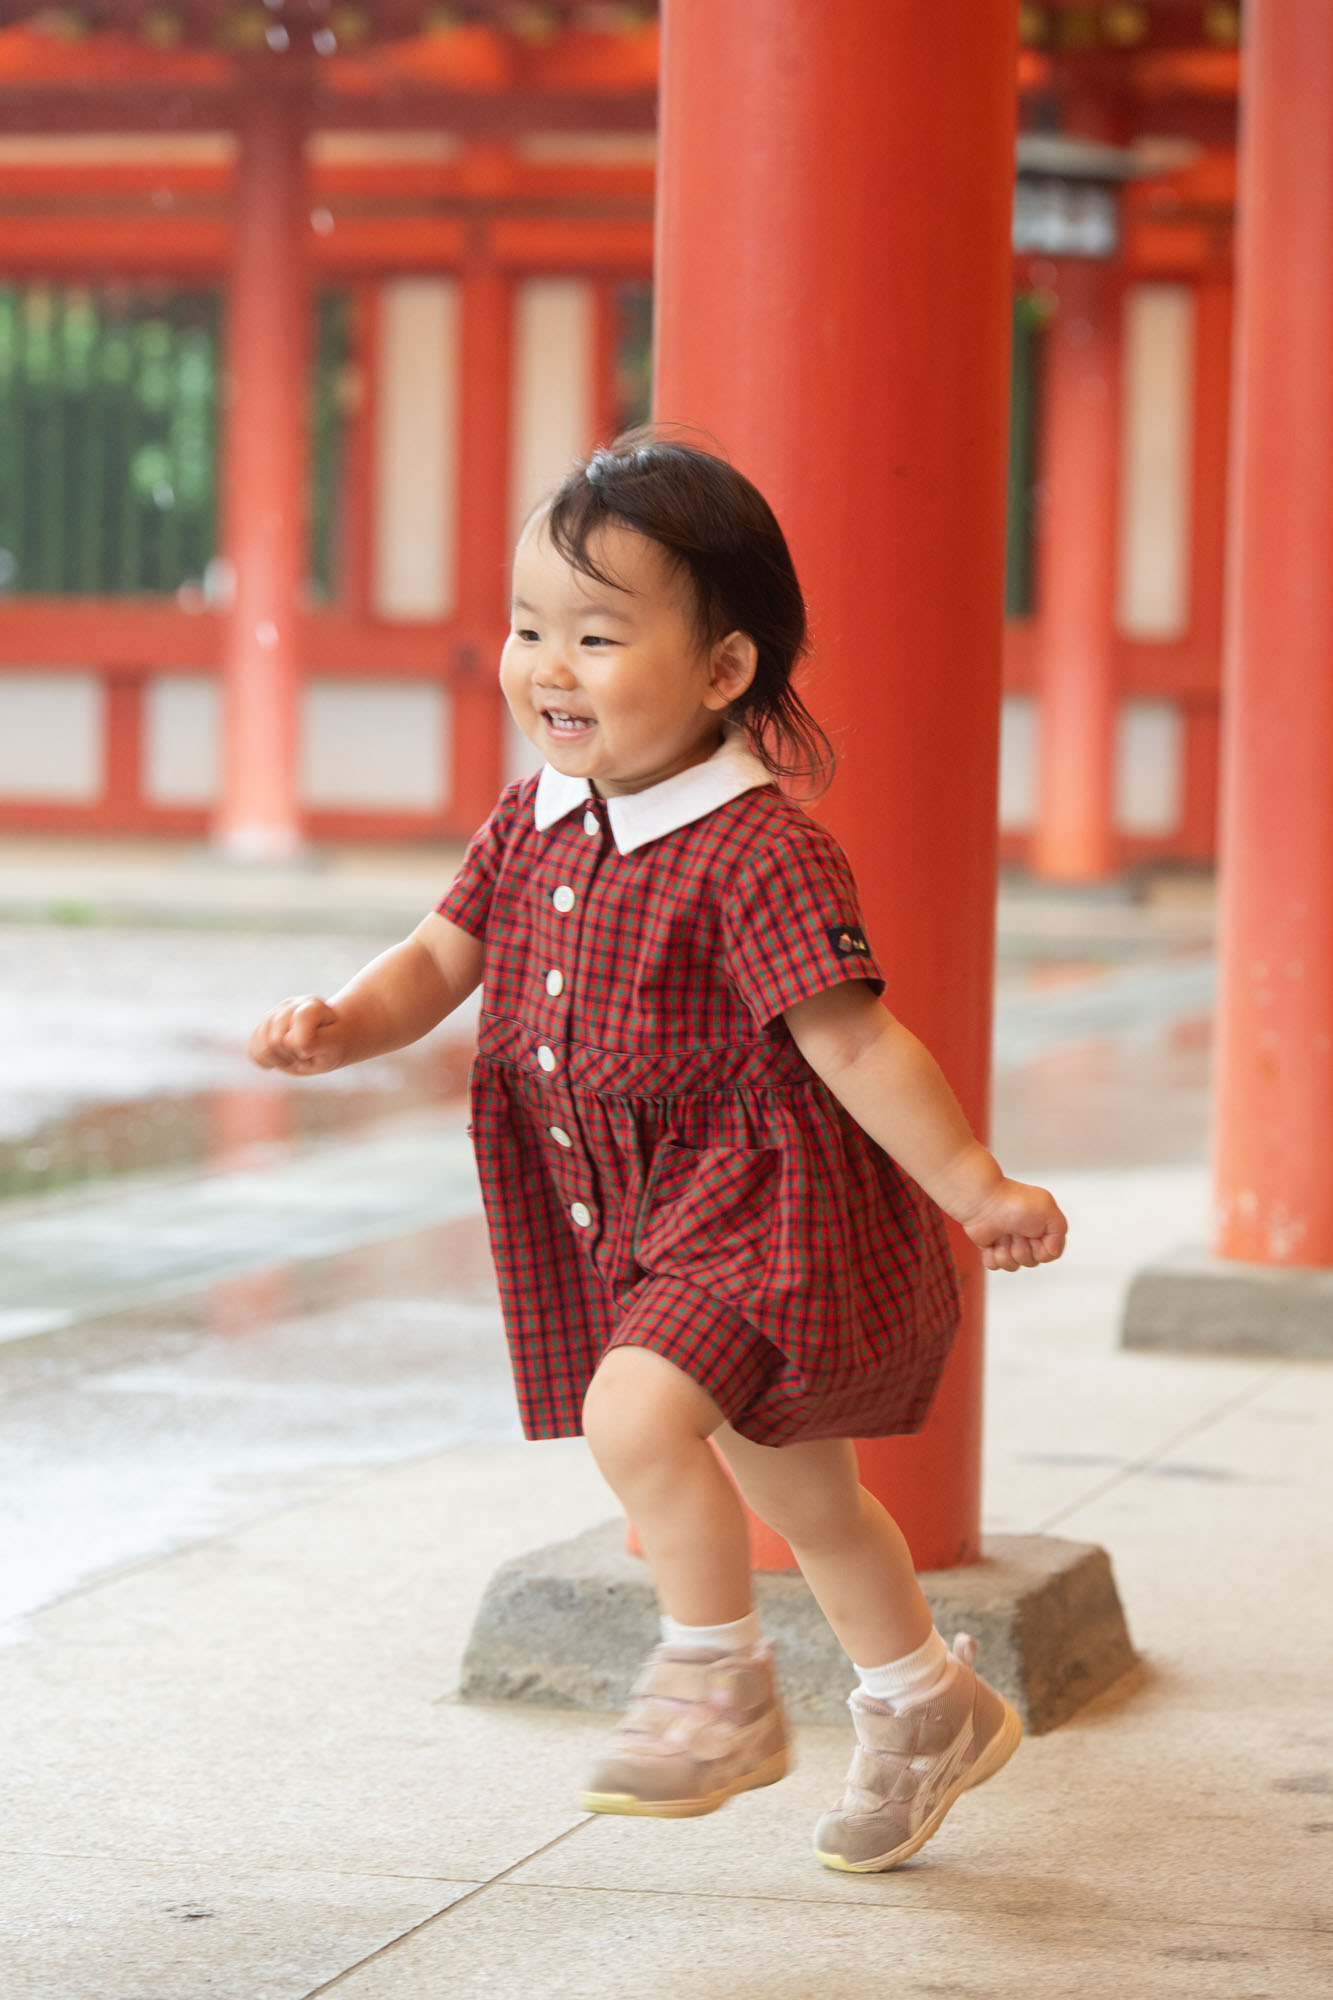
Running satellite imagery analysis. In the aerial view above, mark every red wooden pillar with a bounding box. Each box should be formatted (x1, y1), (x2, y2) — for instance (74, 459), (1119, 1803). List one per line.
(1180, 273), (1234, 863)
(451, 260), (512, 832)
(214, 92), (308, 859)
(655, 0), (1017, 1570)
(101, 669), (144, 827)
(1214, 0), (1333, 1267)
(1029, 254), (1123, 881)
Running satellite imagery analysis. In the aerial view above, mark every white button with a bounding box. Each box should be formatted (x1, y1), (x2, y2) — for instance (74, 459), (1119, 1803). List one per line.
(583, 811), (599, 836)
(552, 885), (576, 913)
(550, 1126), (573, 1148)
(545, 969), (565, 997)
(537, 1044), (556, 1072)
(570, 1201), (592, 1228)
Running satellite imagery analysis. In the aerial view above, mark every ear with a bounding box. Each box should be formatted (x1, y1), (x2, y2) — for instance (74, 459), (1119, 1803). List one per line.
(703, 630), (759, 711)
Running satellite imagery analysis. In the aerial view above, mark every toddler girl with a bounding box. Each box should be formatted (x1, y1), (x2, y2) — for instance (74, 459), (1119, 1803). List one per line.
(249, 434), (1066, 1873)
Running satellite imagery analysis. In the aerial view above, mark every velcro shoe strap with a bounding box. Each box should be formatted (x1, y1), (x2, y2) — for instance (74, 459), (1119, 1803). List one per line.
(631, 1659), (711, 1704)
(852, 1708), (923, 1756)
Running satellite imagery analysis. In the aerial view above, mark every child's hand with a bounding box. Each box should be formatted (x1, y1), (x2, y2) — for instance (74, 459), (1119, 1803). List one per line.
(958, 1177), (1067, 1272)
(248, 996), (347, 1076)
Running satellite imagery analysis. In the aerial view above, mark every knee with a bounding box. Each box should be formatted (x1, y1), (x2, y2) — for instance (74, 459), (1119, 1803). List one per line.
(581, 1349), (703, 1491)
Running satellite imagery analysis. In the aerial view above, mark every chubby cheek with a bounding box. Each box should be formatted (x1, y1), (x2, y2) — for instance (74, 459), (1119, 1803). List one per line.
(497, 644), (531, 719)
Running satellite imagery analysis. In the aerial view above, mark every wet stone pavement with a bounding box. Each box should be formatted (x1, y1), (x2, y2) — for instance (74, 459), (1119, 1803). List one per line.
(0, 892), (1215, 1638)
(8, 869), (1333, 1998)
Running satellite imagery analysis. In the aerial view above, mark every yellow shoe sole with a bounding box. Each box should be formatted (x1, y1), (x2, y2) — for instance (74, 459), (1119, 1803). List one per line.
(815, 1700), (1023, 1873)
(579, 1746), (791, 1819)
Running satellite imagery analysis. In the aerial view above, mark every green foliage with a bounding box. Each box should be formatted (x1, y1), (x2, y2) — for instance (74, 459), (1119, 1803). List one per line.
(0, 283), (353, 602)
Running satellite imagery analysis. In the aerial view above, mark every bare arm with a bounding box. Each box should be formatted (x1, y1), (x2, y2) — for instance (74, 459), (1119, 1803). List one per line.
(784, 981), (1066, 1272)
(248, 913), (483, 1075)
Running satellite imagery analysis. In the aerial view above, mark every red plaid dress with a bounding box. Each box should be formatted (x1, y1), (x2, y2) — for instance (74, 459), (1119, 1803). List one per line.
(436, 738), (960, 1447)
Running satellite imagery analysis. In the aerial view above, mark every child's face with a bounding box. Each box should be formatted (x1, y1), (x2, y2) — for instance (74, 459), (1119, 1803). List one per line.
(501, 519), (752, 797)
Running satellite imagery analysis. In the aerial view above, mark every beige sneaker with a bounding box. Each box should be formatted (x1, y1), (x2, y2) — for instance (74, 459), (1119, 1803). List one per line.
(813, 1634), (1022, 1871)
(578, 1641), (790, 1818)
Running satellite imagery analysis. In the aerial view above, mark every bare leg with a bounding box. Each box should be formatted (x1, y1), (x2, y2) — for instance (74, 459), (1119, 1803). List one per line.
(581, 1347), (753, 1628)
(713, 1427), (932, 1667)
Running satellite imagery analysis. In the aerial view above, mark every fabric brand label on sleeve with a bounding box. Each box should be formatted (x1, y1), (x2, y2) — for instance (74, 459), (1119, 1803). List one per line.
(827, 925), (873, 959)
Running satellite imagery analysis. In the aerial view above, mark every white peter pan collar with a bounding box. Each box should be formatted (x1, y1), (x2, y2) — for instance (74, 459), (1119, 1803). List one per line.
(533, 733), (773, 855)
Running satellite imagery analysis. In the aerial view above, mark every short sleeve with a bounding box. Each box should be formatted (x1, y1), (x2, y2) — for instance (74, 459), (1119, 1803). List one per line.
(722, 819), (885, 1028)
(434, 780), (527, 940)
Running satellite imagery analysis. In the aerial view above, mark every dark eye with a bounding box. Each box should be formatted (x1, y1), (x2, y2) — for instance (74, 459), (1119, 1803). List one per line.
(514, 627), (539, 643)
(580, 634), (616, 647)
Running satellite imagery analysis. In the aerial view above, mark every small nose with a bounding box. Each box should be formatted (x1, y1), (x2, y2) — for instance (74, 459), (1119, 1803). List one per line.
(534, 646), (578, 687)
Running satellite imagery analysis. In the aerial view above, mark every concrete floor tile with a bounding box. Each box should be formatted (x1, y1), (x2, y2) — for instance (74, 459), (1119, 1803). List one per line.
(320, 1880), (1332, 2000)
(0, 1443), (614, 1882)
(512, 1703), (1333, 1939)
(0, 1852), (476, 2000)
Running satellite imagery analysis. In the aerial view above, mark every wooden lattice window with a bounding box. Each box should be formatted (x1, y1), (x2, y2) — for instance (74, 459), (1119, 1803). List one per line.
(1005, 292), (1049, 620)
(0, 281), (353, 602)
(612, 280), (653, 435)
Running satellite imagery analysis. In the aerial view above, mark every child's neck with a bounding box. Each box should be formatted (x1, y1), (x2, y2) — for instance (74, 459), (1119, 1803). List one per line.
(593, 729), (726, 799)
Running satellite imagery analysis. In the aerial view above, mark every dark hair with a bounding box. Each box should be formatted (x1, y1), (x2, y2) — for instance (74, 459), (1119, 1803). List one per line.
(540, 428), (835, 795)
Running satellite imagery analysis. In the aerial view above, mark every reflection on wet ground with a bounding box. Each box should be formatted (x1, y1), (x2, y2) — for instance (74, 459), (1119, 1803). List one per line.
(0, 1040), (473, 1201)
(0, 1217), (519, 1631)
(0, 1112), (481, 1343)
(0, 908), (1218, 1634)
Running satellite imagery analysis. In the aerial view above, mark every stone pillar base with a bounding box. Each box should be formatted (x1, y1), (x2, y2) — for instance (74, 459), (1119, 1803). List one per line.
(1123, 1244), (1333, 1358)
(459, 1520), (1135, 1735)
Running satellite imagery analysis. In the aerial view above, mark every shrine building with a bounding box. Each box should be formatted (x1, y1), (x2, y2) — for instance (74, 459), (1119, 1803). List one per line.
(0, 1), (1241, 880)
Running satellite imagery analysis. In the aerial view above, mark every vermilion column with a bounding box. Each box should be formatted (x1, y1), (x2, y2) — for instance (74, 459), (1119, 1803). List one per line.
(655, 0), (1017, 1569)
(1030, 255), (1123, 881)
(451, 261), (513, 832)
(215, 94), (308, 859)
(1214, 0), (1333, 1267)
(1180, 274), (1234, 863)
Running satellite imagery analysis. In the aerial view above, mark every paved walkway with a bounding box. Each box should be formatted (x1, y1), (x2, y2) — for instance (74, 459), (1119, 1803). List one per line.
(5, 845), (1330, 1997)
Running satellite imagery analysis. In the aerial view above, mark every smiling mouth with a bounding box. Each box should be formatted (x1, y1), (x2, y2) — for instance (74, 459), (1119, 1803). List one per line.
(541, 710), (596, 737)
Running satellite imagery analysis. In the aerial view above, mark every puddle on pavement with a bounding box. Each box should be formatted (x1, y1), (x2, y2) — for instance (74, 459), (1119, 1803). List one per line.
(0, 1038), (473, 1200)
(0, 1214), (521, 1633)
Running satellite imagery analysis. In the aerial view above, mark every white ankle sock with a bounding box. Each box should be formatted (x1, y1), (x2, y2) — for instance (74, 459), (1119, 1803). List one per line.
(660, 1610), (762, 1654)
(854, 1628), (949, 1705)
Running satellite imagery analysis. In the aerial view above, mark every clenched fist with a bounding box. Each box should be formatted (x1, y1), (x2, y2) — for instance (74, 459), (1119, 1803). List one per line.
(248, 995), (347, 1076)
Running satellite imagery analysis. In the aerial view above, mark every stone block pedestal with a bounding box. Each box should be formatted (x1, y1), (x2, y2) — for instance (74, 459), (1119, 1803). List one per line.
(460, 1519), (1135, 1735)
(1123, 1245), (1333, 1358)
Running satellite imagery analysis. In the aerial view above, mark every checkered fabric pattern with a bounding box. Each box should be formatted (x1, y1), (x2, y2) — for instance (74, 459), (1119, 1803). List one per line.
(436, 775), (960, 1445)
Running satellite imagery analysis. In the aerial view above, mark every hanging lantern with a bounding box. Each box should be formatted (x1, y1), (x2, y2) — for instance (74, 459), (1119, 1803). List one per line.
(1203, 2), (1242, 46)
(329, 5), (370, 46)
(218, 7), (271, 52)
(1017, 3), (1048, 46)
(1101, 3), (1149, 46)
(139, 7), (183, 48)
(1014, 134), (1142, 260)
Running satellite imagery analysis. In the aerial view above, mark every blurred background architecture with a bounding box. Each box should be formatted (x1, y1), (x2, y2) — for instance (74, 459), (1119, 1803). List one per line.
(5, 9), (1333, 1985)
(0, 0), (1239, 876)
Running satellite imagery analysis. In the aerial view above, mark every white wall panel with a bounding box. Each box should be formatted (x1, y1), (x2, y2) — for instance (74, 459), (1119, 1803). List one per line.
(145, 674), (220, 805)
(0, 673), (102, 800)
(373, 278), (460, 621)
(510, 278), (596, 538)
(1115, 697), (1183, 835)
(301, 679), (450, 812)
(1117, 284), (1195, 639)
(998, 693), (1039, 831)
